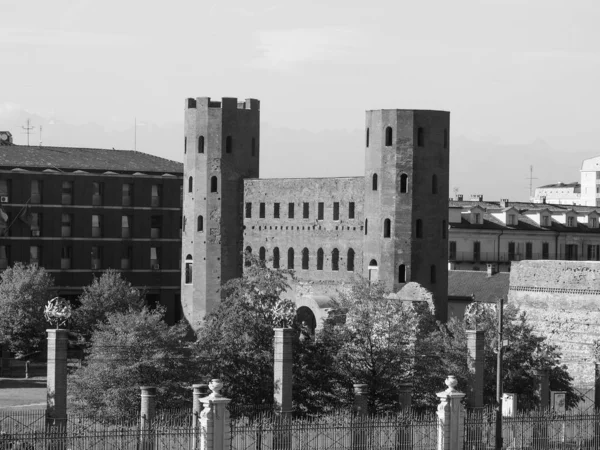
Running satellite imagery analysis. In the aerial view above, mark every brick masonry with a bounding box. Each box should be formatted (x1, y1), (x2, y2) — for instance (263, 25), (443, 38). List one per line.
(509, 260), (600, 386)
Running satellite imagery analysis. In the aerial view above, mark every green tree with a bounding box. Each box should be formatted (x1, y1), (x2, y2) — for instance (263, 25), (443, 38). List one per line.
(0, 263), (55, 356)
(72, 269), (144, 341)
(194, 254), (296, 408)
(68, 307), (194, 417)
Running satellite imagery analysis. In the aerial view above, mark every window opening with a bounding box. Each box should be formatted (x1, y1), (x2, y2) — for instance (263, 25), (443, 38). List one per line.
(384, 219), (391, 238)
(349, 202), (355, 219)
(197, 215), (204, 232)
(288, 248), (294, 269)
(385, 127), (393, 146)
(372, 174), (378, 191)
(347, 249), (355, 272)
(332, 249), (339, 271)
(400, 174), (408, 193)
(302, 248), (309, 270)
(198, 136), (204, 153)
(273, 247), (280, 269)
(399, 264), (406, 283)
(317, 248), (324, 270)
(333, 202), (339, 221)
(210, 176), (218, 193)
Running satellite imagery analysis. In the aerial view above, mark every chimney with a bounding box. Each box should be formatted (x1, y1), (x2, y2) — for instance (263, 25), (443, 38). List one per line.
(487, 263), (497, 277)
(471, 194), (484, 202)
(500, 199), (509, 208)
(457, 194), (464, 201)
(540, 196), (547, 204)
(0, 132), (13, 146)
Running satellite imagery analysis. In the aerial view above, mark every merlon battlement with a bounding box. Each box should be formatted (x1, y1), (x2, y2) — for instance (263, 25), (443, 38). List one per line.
(186, 97), (260, 111)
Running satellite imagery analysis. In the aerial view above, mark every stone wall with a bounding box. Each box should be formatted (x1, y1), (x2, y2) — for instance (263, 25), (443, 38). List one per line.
(509, 260), (600, 386)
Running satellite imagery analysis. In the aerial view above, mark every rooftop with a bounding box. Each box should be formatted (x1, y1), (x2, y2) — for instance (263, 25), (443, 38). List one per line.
(0, 144), (183, 174)
(536, 181), (580, 189)
(448, 270), (510, 303)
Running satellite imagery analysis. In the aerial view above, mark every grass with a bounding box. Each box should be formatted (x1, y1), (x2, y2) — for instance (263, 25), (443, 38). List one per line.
(0, 376), (47, 410)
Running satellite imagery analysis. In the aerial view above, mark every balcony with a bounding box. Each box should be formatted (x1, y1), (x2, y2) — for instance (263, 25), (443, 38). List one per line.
(448, 251), (554, 263)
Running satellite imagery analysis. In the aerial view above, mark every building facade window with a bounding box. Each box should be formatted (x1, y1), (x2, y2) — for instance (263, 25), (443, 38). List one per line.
(349, 202), (355, 219)
(244, 246), (252, 267)
(567, 216), (576, 227)
(0, 180), (11, 202)
(473, 241), (481, 262)
(385, 127), (393, 146)
(318, 202), (324, 220)
(198, 136), (204, 153)
(122, 215), (131, 238)
(508, 242), (516, 261)
(347, 248), (355, 272)
(303, 202), (309, 219)
(210, 176), (218, 193)
(62, 181), (73, 205)
(259, 247), (266, 261)
(197, 215), (203, 232)
(150, 247), (160, 269)
(365, 218), (368, 235)
(332, 248), (339, 271)
(188, 176), (193, 193)
(302, 248), (309, 270)
(508, 214), (517, 226)
(151, 216), (162, 238)
(92, 214), (102, 238)
(383, 219), (391, 238)
(333, 202), (339, 221)
(525, 242), (533, 259)
(122, 183), (133, 206)
(400, 174), (408, 193)
(61, 214), (72, 238)
(91, 246), (103, 270)
(273, 247), (280, 269)
(366, 128), (369, 147)
(92, 182), (103, 206)
(60, 246), (71, 270)
(151, 184), (162, 207)
(588, 245), (600, 261)
(542, 215), (550, 227)
(121, 246), (132, 270)
(317, 248), (324, 270)
(449, 241), (457, 260)
(30, 213), (42, 237)
(288, 248), (294, 269)
(542, 242), (550, 259)
(288, 203), (295, 219)
(30, 245), (41, 266)
(0, 246), (9, 269)
(260, 203), (265, 219)
(566, 244), (578, 260)
(399, 264), (406, 283)
(185, 255), (193, 284)
(246, 203), (252, 218)
(372, 174), (378, 191)
(31, 180), (42, 204)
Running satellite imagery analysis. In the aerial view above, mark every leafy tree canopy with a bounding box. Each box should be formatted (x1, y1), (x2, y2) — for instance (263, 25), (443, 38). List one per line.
(72, 269), (145, 341)
(0, 263), (55, 356)
(68, 307), (194, 418)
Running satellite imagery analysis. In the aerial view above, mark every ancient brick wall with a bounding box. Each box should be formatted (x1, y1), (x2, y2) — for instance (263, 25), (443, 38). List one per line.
(509, 260), (600, 386)
(243, 177), (365, 282)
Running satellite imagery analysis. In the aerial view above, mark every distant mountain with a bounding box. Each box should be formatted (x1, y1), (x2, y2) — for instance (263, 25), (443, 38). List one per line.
(0, 107), (589, 202)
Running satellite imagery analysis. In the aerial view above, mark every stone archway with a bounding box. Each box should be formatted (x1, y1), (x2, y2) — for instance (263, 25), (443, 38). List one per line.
(296, 306), (317, 334)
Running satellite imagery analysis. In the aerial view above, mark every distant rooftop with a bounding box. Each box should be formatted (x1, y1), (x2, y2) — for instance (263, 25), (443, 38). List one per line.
(536, 181), (580, 189)
(0, 144), (183, 174)
(448, 270), (510, 303)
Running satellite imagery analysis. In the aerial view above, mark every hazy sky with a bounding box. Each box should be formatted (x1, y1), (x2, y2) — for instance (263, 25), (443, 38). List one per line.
(2, 0), (600, 199)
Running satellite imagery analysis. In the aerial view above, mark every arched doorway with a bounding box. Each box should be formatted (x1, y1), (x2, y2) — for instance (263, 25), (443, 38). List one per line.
(368, 259), (378, 282)
(296, 306), (317, 335)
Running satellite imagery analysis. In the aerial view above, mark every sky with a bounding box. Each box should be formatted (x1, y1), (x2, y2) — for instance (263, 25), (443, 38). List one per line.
(1, 0), (600, 200)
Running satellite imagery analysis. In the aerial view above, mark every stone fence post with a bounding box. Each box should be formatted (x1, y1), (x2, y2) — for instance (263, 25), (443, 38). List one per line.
(534, 369), (550, 409)
(199, 379), (231, 450)
(353, 383), (369, 416)
(466, 330), (484, 409)
(140, 386), (157, 450)
(398, 383), (412, 411)
(437, 376), (465, 450)
(193, 384), (209, 450)
(273, 328), (293, 416)
(46, 329), (68, 430)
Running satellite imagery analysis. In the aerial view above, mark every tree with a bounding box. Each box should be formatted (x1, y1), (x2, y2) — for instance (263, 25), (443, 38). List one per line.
(68, 307), (194, 417)
(193, 254), (296, 408)
(0, 263), (55, 356)
(320, 279), (421, 413)
(72, 269), (144, 341)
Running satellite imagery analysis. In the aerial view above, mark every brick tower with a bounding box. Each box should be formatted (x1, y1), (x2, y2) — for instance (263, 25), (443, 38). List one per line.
(362, 110), (449, 320)
(181, 97), (260, 328)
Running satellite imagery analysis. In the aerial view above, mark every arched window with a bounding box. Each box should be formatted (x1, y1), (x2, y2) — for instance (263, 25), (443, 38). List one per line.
(244, 246), (252, 267)
(366, 128), (369, 147)
(383, 219), (391, 238)
(226, 136), (232, 153)
(432, 174), (438, 194)
(400, 174), (408, 193)
(372, 174), (378, 191)
(398, 264), (406, 283)
(369, 259), (378, 267)
(273, 247), (280, 269)
(210, 176), (217, 193)
(443, 129), (449, 149)
(442, 220), (447, 239)
(251, 138), (256, 157)
(288, 248), (295, 269)
(385, 126), (393, 146)
(365, 219), (368, 235)
(188, 176), (193, 193)
(417, 127), (424, 147)
(332, 248), (339, 271)
(430, 265), (436, 284)
(185, 255), (193, 284)
(302, 248), (309, 270)
(259, 247), (266, 261)
(198, 136), (204, 154)
(347, 248), (355, 272)
(317, 248), (324, 270)
(416, 219), (423, 238)
(197, 215), (203, 232)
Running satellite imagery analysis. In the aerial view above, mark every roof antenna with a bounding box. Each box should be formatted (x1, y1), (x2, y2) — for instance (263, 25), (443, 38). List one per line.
(21, 119), (35, 146)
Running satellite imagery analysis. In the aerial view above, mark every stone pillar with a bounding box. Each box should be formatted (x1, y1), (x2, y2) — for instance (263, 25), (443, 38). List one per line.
(193, 384), (209, 450)
(595, 363), (600, 411)
(273, 328), (293, 415)
(353, 383), (369, 416)
(466, 330), (484, 409)
(1, 343), (9, 377)
(46, 329), (68, 430)
(398, 383), (413, 411)
(534, 369), (550, 409)
(199, 379), (231, 450)
(436, 376), (465, 450)
(140, 386), (157, 450)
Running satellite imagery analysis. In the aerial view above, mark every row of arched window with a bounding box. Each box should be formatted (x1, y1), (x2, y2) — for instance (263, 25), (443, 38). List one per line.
(188, 176), (218, 193)
(245, 246), (356, 272)
(184, 136), (257, 156)
(370, 173), (438, 194)
(366, 127), (448, 149)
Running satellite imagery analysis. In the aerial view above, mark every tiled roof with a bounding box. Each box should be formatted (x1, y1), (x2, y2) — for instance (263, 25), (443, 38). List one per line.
(0, 144), (183, 174)
(537, 182), (579, 189)
(448, 270), (510, 303)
